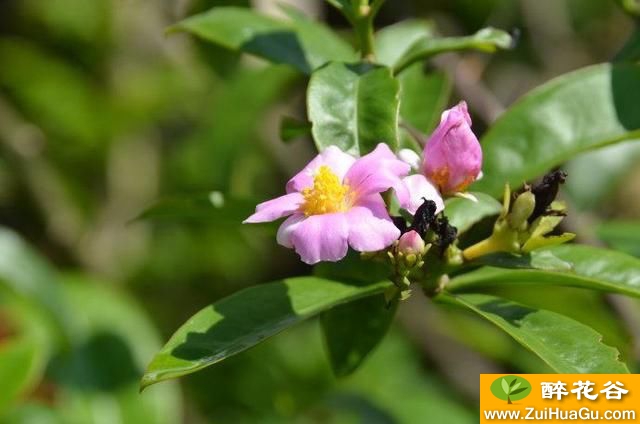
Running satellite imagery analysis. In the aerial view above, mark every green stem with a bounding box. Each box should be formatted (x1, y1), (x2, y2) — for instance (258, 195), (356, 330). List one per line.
(354, 14), (375, 60)
(351, 0), (378, 61)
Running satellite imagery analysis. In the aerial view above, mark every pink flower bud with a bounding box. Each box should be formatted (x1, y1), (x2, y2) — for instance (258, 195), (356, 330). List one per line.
(423, 101), (482, 194)
(397, 230), (425, 255)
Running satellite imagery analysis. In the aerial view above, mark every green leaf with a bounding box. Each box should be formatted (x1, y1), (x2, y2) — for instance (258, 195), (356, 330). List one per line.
(564, 140), (640, 210)
(169, 7), (355, 74)
(374, 19), (435, 68)
(321, 295), (396, 377)
(141, 277), (390, 389)
(0, 296), (53, 414)
(596, 221), (640, 257)
(0, 228), (75, 342)
(175, 65), (297, 188)
(501, 378), (510, 395)
(444, 192), (502, 233)
(50, 276), (181, 424)
(438, 293), (629, 373)
(341, 329), (477, 424)
(0, 39), (108, 148)
(307, 62), (400, 155)
(398, 64), (451, 147)
(449, 245), (640, 298)
(473, 64), (640, 196)
(393, 27), (512, 74)
(616, 0), (640, 17)
(280, 116), (311, 143)
(325, 0), (355, 21)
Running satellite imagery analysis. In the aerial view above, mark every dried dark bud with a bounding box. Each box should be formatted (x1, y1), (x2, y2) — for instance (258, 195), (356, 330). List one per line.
(433, 215), (457, 250)
(529, 170), (567, 222)
(409, 198), (437, 237)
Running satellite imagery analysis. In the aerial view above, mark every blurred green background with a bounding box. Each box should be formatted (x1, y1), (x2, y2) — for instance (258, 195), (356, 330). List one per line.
(0, 0), (639, 422)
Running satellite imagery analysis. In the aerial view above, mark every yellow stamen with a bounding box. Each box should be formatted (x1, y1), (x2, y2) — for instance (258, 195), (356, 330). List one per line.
(301, 166), (351, 215)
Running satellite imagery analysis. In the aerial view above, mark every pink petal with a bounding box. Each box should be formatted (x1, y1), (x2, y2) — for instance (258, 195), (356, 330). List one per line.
(243, 192), (303, 223)
(289, 213), (349, 264)
(399, 174), (444, 215)
(346, 202), (399, 252)
(276, 213), (305, 248)
(286, 146), (356, 193)
(345, 143), (410, 198)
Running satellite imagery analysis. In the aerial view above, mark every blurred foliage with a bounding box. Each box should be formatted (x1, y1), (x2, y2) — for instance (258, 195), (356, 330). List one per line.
(0, 0), (639, 422)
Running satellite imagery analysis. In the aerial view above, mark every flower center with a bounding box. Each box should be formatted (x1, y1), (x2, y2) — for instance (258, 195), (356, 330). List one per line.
(301, 166), (351, 215)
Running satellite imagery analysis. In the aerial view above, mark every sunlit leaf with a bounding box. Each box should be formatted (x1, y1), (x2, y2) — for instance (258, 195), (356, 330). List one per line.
(308, 62), (399, 155)
(393, 27), (512, 74)
(448, 245), (640, 298)
(474, 64), (640, 196)
(169, 6), (355, 74)
(141, 277), (390, 388)
(374, 19), (435, 68)
(439, 293), (629, 373)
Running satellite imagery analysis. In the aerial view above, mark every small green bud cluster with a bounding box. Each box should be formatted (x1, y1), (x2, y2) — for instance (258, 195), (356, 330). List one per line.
(463, 171), (575, 261)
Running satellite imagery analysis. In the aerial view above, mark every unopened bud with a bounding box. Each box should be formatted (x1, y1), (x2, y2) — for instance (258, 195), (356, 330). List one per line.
(508, 191), (536, 230)
(423, 102), (482, 194)
(398, 230), (425, 255)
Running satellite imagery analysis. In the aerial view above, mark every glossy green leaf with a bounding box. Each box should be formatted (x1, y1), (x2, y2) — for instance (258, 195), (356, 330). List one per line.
(398, 64), (451, 148)
(596, 221), (640, 257)
(393, 27), (512, 74)
(438, 293), (629, 373)
(315, 254), (395, 377)
(474, 64), (640, 196)
(444, 192), (502, 233)
(308, 62), (400, 155)
(142, 277), (390, 389)
(486, 286), (634, 366)
(169, 6), (355, 74)
(321, 295), (396, 377)
(448, 245), (640, 297)
(374, 19), (435, 68)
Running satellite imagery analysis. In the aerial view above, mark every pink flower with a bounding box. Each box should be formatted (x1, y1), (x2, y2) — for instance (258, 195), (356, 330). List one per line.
(423, 101), (482, 195)
(244, 144), (410, 264)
